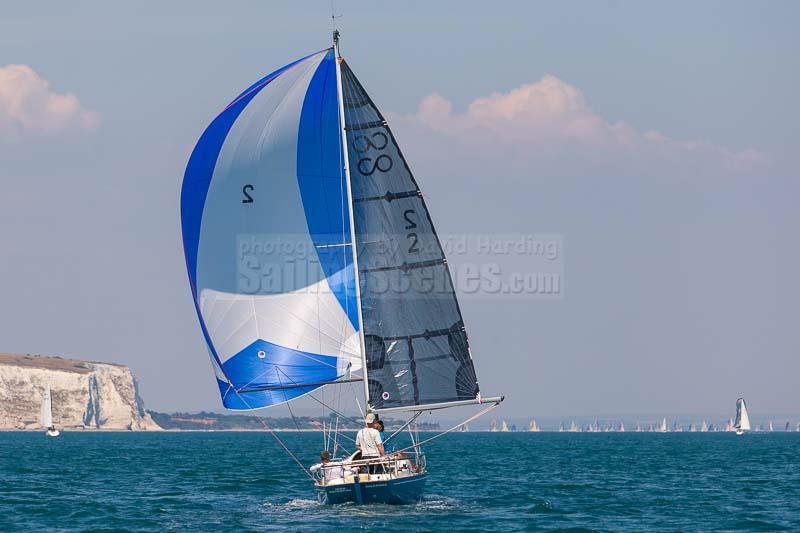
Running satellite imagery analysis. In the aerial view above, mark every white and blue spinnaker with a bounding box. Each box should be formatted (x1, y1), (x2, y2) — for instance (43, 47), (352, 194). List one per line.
(181, 49), (361, 410)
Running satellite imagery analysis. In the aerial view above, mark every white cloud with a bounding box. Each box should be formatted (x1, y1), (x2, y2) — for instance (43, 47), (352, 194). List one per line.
(389, 75), (766, 179)
(0, 64), (99, 140)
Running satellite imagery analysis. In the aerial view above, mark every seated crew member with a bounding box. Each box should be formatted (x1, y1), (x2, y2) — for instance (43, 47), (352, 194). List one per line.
(310, 450), (347, 482)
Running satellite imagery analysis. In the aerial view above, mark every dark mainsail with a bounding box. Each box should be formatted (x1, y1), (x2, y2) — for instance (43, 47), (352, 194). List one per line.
(340, 61), (479, 411)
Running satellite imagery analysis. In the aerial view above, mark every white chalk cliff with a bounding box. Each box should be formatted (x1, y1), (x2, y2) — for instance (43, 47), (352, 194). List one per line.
(0, 353), (161, 430)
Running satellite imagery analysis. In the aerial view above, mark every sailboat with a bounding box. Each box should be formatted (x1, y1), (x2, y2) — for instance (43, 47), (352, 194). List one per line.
(634, 423), (641, 432)
(700, 420), (708, 432)
(460, 424), (469, 432)
(558, 422), (564, 432)
(725, 418), (734, 432)
(569, 420), (579, 432)
(501, 420), (510, 432)
(528, 418), (540, 432)
(41, 384), (59, 437)
(658, 418), (668, 432)
(768, 421), (773, 432)
(734, 398), (751, 436)
(786, 421), (791, 432)
(180, 32), (503, 505)
(490, 420), (498, 432)
(618, 422), (625, 432)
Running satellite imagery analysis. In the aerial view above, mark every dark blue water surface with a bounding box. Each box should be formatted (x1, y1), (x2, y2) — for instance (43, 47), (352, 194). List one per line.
(1, 432), (799, 531)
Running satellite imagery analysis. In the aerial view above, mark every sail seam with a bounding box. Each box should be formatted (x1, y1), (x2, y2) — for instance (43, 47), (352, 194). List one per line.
(346, 119), (387, 131)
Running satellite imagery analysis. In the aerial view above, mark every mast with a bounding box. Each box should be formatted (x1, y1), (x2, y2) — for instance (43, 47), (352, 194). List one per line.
(334, 30), (371, 410)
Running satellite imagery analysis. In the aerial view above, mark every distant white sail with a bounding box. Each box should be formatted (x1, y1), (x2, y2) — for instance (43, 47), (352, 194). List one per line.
(700, 420), (708, 432)
(559, 422), (564, 432)
(569, 420), (579, 432)
(490, 419), (498, 432)
(734, 398), (751, 434)
(658, 418), (668, 432)
(725, 418), (734, 432)
(501, 420), (509, 432)
(767, 421), (773, 432)
(635, 423), (641, 432)
(528, 418), (540, 432)
(40, 384), (53, 429)
(618, 422), (625, 432)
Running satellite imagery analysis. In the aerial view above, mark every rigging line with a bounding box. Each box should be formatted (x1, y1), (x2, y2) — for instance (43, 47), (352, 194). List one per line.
(392, 401), (502, 455)
(276, 367), (302, 432)
(228, 388), (315, 481)
(273, 366), (363, 435)
(384, 411), (422, 445)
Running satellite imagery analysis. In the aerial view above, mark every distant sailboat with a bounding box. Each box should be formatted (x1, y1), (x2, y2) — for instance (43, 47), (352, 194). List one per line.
(672, 421), (682, 432)
(568, 420), (579, 432)
(634, 423), (641, 432)
(658, 418), (668, 433)
(490, 419), (498, 432)
(501, 420), (510, 432)
(647, 423), (654, 432)
(734, 398), (751, 436)
(618, 422), (625, 432)
(41, 384), (60, 437)
(528, 418), (540, 432)
(559, 422), (564, 432)
(768, 421), (773, 432)
(725, 418), (734, 432)
(689, 423), (696, 432)
(700, 420), (708, 432)
(460, 424), (469, 432)
(786, 421), (791, 432)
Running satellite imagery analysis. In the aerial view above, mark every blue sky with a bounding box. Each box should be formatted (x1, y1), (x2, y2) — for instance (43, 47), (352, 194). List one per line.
(1, 1), (797, 419)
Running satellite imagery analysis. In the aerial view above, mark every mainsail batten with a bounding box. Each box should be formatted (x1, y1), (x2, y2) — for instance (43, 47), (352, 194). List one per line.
(339, 61), (480, 412)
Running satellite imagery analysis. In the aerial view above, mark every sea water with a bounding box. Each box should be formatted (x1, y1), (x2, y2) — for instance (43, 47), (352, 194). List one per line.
(1, 432), (799, 531)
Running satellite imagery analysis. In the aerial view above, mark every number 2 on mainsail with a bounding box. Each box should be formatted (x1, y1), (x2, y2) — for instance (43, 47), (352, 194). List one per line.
(181, 31), (503, 504)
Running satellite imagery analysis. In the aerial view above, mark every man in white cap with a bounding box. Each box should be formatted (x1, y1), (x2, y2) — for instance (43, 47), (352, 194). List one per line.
(356, 413), (385, 470)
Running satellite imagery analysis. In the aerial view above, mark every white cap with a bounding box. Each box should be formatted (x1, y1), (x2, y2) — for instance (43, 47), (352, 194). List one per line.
(365, 413), (376, 424)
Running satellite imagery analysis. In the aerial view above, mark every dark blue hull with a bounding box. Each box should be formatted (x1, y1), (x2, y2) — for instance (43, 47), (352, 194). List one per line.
(316, 473), (426, 505)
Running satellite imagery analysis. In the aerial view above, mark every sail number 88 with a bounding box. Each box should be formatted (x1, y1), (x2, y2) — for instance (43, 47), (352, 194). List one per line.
(353, 132), (393, 176)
